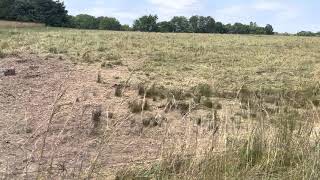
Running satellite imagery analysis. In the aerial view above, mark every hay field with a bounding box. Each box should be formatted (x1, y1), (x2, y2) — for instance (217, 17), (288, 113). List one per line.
(1, 28), (320, 179)
(0, 20), (45, 28)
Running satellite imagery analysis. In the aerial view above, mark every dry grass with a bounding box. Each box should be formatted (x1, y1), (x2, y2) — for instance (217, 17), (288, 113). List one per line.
(0, 20), (45, 28)
(1, 27), (320, 179)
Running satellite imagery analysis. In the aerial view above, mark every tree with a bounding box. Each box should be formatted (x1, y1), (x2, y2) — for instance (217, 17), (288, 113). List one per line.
(0, 0), (69, 26)
(35, 0), (69, 26)
(170, 16), (190, 33)
(73, 14), (98, 29)
(157, 21), (174, 32)
(0, 0), (15, 19)
(214, 22), (226, 33)
(265, 24), (274, 35)
(10, 0), (36, 22)
(189, 16), (215, 33)
(203, 16), (215, 33)
(98, 17), (121, 30)
(133, 15), (158, 32)
(189, 15), (200, 33)
(120, 24), (132, 31)
(297, 31), (315, 37)
(232, 23), (250, 34)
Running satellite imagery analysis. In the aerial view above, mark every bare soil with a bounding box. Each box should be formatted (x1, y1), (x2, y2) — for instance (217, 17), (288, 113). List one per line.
(0, 54), (249, 179)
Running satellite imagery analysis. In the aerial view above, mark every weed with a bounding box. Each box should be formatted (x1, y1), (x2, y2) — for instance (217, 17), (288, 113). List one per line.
(91, 106), (102, 131)
(0, 49), (5, 58)
(101, 62), (113, 69)
(82, 51), (91, 62)
(97, 72), (102, 83)
(114, 84), (123, 97)
(138, 84), (166, 99)
(194, 83), (213, 97)
(129, 99), (150, 113)
(48, 47), (58, 54)
(112, 60), (123, 66)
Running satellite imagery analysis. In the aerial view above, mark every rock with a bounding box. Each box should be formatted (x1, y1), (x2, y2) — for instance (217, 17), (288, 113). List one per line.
(4, 68), (16, 76)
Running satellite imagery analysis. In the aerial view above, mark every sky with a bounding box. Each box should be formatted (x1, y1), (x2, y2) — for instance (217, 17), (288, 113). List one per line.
(63, 0), (320, 33)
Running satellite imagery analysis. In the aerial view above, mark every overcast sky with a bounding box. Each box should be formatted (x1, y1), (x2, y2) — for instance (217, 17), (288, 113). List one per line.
(63, 0), (320, 33)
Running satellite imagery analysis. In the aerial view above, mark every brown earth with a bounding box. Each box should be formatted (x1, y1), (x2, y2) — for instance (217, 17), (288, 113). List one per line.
(0, 54), (249, 179)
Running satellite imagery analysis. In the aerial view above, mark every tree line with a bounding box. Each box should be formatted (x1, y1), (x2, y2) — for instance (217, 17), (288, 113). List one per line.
(133, 15), (274, 35)
(0, 0), (275, 35)
(296, 31), (320, 37)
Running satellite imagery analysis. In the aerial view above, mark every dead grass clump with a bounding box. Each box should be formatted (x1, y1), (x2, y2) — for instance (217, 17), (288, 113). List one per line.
(138, 84), (166, 99)
(48, 47), (59, 54)
(82, 51), (91, 62)
(142, 113), (165, 127)
(101, 60), (123, 68)
(91, 106), (102, 132)
(112, 60), (123, 66)
(194, 83), (213, 97)
(168, 89), (189, 100)
(129, 99), (150, 113)
(97, 72), (102, 83)
(101, 62), (113, 69)
(176, 101), (191, 115)
(114, 84), (123, 97)
(4, 68), (16, 76)
(0, 49), (6, 58)
(200, 97), (222, 109)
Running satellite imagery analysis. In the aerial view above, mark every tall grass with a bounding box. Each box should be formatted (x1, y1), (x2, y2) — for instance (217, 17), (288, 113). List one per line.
(116, 95), (320, 179)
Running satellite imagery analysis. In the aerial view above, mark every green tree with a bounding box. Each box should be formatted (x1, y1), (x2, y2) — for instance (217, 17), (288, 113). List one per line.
(265, 24), (274, 35)
(0, 0), (15, 19)
(0, 0), (69, 26)
(133, 15), (158, 32)
(73, 14), (98, 29)
(232, 23), (250, 34)
(157, 21), (174, 32)
(120, 24), (132, 31)
(33, 0), (69, 26)
(98, 17), (121, 30)
(214, 22), (226, 33)
(170, 16), (190, 33)
(203, 16), (215, 33)
(189, 15), (200, 33)
(10, 0), (36, 22)
(189, 16), (215, 33)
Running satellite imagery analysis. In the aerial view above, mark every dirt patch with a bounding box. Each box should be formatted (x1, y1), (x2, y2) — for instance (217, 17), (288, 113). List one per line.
(0, 54), (252, 179)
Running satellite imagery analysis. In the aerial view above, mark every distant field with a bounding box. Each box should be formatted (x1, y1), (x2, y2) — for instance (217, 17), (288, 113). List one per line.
(1, 27), (320, 92)
(1, 27), (320, 179)
(0, 20), (45, 28)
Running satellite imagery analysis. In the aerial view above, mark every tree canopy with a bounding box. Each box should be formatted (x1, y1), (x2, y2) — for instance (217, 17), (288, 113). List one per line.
(0, 0), (69, 26)
(0, 1), (280, 35)
(132, 14), (275, 35)
(133, 15), (158, 32)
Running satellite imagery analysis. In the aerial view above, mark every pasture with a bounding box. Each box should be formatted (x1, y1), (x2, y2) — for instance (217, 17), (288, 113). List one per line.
(1, 27), (320, 179)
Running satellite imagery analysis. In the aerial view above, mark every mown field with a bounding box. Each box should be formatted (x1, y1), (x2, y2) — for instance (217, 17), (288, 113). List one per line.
(0, 20), (45, 28)
(1, 27), (320, 179)
(1, 27), (320, 91)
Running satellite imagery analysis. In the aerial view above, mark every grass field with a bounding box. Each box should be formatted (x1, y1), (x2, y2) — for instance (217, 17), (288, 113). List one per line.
(0, 20), (45, 28)
(1, 27), (320, 179)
